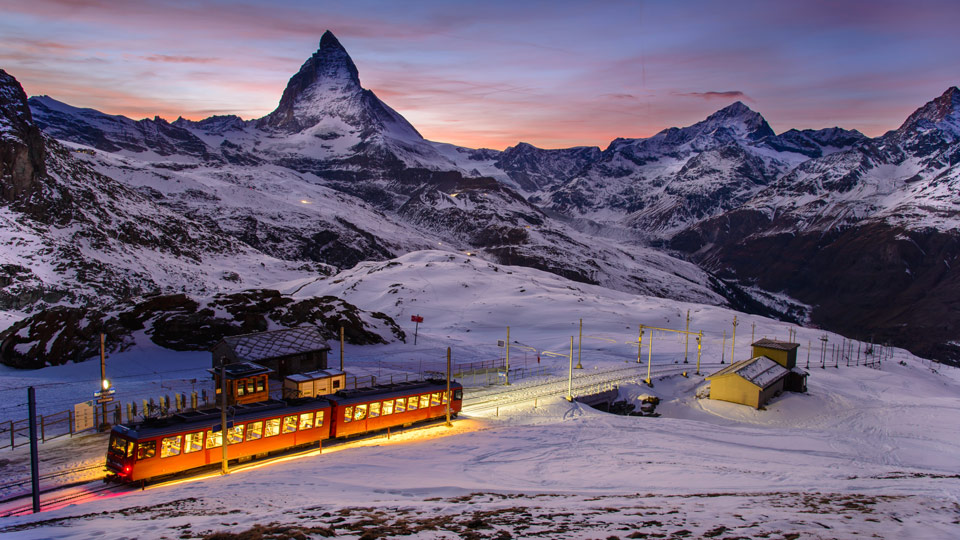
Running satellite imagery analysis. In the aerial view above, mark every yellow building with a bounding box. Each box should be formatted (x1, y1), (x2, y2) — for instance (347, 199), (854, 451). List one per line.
(705, 356), (789, 409)
(751, 339), (807, 392)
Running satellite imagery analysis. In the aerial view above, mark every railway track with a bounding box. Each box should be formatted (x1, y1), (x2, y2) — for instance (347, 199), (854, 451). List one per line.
(463, 361), (722, 412)
(0, 481), (127, 518)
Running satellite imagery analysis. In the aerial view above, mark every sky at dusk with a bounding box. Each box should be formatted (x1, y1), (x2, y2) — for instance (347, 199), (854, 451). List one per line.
(1, 0), (958, 150)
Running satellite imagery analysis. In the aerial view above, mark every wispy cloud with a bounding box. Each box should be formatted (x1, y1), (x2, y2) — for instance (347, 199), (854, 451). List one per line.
(142, 55), (219, 64)
(675, 91), (750, 101)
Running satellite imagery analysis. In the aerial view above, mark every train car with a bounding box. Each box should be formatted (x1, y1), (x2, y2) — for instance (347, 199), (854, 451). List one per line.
(326, 379), (463, 438)
(106, 398), (331, 482)
(105, 379), (464, 483)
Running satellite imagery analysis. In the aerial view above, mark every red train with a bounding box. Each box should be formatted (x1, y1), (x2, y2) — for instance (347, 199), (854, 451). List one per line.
(105, 379), (463, 483)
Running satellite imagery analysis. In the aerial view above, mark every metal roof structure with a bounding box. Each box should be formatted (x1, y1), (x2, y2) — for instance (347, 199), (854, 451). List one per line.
(286, 369), (345, 383)
(220, 326), (330, 363)
(751, 338), (800, 351)
(206, 361), (272, 380)
(706, 356), (789, 389)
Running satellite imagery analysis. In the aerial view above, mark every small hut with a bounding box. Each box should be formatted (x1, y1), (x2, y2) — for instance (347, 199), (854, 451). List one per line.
(705, 356), (789, 409)
(211, 327), (330, 380)
(751, 339), (807, 392)
(283, 369), (347, 399)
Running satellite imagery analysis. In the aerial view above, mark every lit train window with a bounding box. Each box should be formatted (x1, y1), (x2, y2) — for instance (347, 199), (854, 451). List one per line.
(247, 421), (263, 441)
(431, 393), (441, 406)
(160, 435), (182, 458)
(227, 425), (244, 444)
(442, 391), (449, 405)
(299, 412), (314, 430)
(206, 429), (222, 448)
(419, 395), (430, 409)
(343, 406), (353, 423)
(256, 377), (265, 392)
(137, 441), (156, 460)
(394, 399), (406, 413)
(246, 380), (255, 394)
(454, 389), (463, 400)
(237, 383), (245, 396)
(314, 411), (325, 426)
(369, 402), (381, 418)
(282, 415), (298, 433)
(407, 396), (418, 411)
(354, 404), (368, 421)
(110, 436), (132, 456)
(382, 400), (394, 415)
(265, 418), (280, 437)
(184, 432), (203, 454)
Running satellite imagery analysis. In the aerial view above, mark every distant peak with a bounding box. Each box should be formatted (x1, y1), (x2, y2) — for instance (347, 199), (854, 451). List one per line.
(695, 100), (773, 141)
(897, 86), (960, 135)
(712, 101), (758, 119)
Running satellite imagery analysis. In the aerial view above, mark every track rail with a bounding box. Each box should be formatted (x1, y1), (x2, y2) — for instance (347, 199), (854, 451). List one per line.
(464, 362), (721, 412)
(0, 481), (127, 518)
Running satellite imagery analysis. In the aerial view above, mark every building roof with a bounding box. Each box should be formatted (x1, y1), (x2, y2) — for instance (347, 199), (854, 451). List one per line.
(219, 326), (331, 363)
(286, 369), (345, 383)
(706, 356), (789, 389)
(206, 361), (272, 379)
(752, 338), (800, 351)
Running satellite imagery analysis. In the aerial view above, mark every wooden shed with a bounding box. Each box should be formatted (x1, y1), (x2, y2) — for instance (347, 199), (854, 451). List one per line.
(751, 339), (807, 392)
(283, 369), (346, 399)
(211, 327), (330, 380)
(705, 356), (789, 409)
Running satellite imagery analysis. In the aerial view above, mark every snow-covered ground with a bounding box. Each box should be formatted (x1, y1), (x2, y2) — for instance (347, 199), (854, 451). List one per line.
(1, 254), (958, 538)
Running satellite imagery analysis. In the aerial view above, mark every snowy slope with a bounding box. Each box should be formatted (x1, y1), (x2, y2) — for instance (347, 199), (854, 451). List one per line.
(0, 254), (958, 538)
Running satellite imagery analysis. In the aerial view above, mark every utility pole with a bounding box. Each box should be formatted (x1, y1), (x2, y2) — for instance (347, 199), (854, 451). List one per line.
(220, 361), (229, 475)
(731, 316), (738, 364)
(820, 335), (828, 369)
(445, 348), (452, 427)
(645, 330), (653, 386)
(806, 340), (811, 369)
(339, 326), (344, 371)
(566, 336), (574, 401)
(721, 330), (726, 364)
(28, 387), (40, 513)
(684, 310), (690, 364)
(576, 319), (583, 369)
(637, 326), (643, 364)
(695, 332), (703, 375)
(751, 322), (755, 344)
(505, 326), (510, 385)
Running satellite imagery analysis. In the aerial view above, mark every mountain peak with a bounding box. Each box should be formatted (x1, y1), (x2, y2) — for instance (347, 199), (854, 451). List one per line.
(258, 30), (362, 131)
(897, 86), (960, 136)
(0, 69), (47, 205)
(695, 100), (774, 142)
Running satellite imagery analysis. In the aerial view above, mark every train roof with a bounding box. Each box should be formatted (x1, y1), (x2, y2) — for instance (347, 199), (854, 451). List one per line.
(112, 397), (331, 439)
(326, 378), (461, 405)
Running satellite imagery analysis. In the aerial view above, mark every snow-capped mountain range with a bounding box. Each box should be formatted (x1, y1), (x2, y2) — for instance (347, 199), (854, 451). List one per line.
(2, 31), (958, 364)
